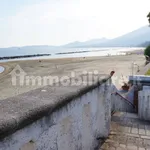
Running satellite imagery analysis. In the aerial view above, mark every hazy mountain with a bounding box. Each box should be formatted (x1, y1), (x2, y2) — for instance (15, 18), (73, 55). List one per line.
(63, 26), (150, 47)
(139, 41), (150, 47)
(93, 26), (150, 47)
(83, 38), (109, 45)
(0, 25), (150, 57)
(63, 38), (109, 48)
(63, 41), (82, 48)
(0, 45), (57, 57)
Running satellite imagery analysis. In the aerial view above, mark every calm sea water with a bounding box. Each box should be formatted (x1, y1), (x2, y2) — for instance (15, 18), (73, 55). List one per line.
(0, 47), (143, 62)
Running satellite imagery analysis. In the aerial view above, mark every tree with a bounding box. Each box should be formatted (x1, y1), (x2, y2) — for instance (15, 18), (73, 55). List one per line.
(144, 46), (150, 65)
(144, 13), (150, 65)
(144, 46), (150, 57)
(147, 12), (150, 24)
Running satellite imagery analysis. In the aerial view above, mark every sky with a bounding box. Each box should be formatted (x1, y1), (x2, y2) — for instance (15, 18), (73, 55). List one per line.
(0, 0), (150, 47)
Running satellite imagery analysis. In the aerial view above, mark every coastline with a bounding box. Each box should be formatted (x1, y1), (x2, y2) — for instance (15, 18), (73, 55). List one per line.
(0, 47), (144, 63)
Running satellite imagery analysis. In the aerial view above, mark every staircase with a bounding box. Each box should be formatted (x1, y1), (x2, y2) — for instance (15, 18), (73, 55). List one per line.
(111, 92), (135, 113)
(99, 112), (150, 150)
(99, 76), (150, 149)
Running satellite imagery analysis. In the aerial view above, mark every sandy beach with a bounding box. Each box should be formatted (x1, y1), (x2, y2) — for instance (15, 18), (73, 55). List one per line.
(0, 54), (145, 100)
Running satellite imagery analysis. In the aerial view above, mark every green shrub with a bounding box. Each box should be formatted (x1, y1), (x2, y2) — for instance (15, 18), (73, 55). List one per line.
(145, 69), (150, 75)
(144, 45), (150, 57)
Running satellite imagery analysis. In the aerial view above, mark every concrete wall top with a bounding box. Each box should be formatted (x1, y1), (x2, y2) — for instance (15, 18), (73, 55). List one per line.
(129, 75), (150, 82)
(143, 86), (150, 90)
(0, 75), (111, 140)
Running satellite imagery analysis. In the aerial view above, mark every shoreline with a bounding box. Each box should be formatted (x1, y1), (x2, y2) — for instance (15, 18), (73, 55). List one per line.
(0, 48), (144, 63)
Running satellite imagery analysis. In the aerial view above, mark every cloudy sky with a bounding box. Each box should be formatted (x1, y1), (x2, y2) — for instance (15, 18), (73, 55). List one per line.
(0, 0), (150, 47)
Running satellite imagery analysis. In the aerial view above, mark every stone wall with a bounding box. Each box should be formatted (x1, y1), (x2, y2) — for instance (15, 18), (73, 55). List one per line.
(0, 77), (111, 150)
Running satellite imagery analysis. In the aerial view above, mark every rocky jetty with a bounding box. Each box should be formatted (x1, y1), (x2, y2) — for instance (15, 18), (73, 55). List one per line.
(0, 54), (51, 60)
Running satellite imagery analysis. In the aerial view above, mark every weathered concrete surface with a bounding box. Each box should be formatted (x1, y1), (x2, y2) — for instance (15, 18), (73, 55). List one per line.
(143, 86), (150, 90)
(138, 91), (150, 121)
(111, 93), (135, 113)
(129, 75), (150, 86)
(0, 77), (111, 150)
(99, 112), (150, 150)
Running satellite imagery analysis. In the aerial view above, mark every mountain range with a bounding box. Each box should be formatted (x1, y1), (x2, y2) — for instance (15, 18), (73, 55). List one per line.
(63, 38), (109, 48)
(63, 26), (150, 48)
(0, 25), (150, 57)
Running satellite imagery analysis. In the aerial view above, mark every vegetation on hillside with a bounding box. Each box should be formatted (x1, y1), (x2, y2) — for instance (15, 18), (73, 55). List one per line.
(144, 12), (150, 65)
(147, 12), (150, 24)
(145, 69), (150, 75)
(140, 41), (150, 47)
(144, 46), (150, 57)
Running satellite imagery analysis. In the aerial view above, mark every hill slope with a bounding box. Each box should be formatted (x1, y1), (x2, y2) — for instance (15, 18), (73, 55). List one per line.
(140, 41), (150, 47)
(63, 26), (150, 47)
(63, 38), (109, 48)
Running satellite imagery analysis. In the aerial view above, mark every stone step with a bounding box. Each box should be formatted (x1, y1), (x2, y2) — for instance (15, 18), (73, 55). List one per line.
(100, 130), (150, 150)
(99, 112), (150, 150)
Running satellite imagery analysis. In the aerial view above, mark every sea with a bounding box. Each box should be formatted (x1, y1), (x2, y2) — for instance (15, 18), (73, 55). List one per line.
(0, 47), (143, 63)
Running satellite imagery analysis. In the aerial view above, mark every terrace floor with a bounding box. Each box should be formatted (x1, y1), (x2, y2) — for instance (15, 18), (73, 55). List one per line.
(99, 112), (150, 150)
